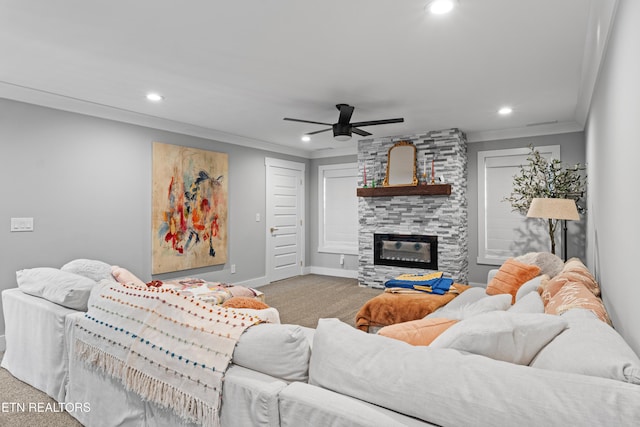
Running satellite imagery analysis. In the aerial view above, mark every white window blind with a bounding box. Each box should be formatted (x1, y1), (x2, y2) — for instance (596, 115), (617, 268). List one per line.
(477, 145), (560, 265)
(318, 163), (358, 255)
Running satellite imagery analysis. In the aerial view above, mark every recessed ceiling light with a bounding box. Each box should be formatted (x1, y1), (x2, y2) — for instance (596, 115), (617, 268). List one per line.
(301, 135), (311, 142)
(427, 0), (456, 15)
(146, 93), (164, 102)
(498, 106), (513, 115)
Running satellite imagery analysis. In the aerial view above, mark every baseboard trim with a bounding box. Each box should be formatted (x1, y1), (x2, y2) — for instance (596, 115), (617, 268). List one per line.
(0, 335), (5, 352)
(308, 266), (358, 279)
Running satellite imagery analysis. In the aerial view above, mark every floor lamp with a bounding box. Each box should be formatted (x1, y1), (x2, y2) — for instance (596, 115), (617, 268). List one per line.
(526, 198), (580, 261)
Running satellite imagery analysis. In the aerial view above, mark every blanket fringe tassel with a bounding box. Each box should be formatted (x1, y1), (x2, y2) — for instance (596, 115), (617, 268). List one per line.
(75, 339), (219, 427)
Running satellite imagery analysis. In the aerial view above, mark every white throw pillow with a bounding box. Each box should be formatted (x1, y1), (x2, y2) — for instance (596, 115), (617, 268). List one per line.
(515, 252), (564, 278)
(530, 309), (640, 384)
(233, 323), (311, 382)
(515, 276), (544, 301)
(16, 267), (96, 310)
(428, 294), (512, 320)
(429, 311), (567, 365)
(60, 258), (113, 282)
(509, 291), (544, 314)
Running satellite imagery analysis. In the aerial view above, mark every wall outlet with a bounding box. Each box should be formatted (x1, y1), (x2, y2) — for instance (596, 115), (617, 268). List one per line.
(255, 213), (260, 222)
(231, 264), (236, 274)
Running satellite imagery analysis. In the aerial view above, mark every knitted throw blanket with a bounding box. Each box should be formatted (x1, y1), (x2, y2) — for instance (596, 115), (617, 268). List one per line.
(73, 281), (262, 427)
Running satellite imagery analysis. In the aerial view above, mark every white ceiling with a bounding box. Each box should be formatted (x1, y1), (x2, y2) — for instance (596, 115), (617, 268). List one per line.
(0, 0), (617, 158)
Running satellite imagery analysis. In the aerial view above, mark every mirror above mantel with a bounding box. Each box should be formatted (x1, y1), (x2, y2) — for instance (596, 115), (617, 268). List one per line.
(383, 141), (418, 187)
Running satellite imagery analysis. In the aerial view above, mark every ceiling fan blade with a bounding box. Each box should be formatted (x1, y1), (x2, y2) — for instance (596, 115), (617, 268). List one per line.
(337, 104), (354, 125)
(350, 118), (404, 127)
(284, 117), (333, 126)
(305, 128), (332, 135)
(351, 127), (372, 137)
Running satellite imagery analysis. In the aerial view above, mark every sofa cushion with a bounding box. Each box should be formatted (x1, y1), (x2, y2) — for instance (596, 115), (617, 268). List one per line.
(427, 294), (511, 320)
(16, 267), (95, 310)
(309, 318), (640, 426)
(233, 323), (311, 382)
(429, 311), (567, 365)
(544, 281), (610, 324)
(60, 258), (113, 282)
(378, 318), (458, 346)
(509, 291), (544, 314)
(530, 309), (640, 384)
(486, 258), (540, 303)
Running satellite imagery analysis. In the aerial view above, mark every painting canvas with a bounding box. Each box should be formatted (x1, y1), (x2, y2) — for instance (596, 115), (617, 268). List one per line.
(152, 142), (228, 274)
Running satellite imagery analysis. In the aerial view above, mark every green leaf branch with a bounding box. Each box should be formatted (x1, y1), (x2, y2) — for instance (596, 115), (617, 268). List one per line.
(503, 146), (587, 254)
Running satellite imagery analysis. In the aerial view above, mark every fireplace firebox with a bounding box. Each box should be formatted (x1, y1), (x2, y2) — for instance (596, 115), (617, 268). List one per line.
(373, 233), (438, 270)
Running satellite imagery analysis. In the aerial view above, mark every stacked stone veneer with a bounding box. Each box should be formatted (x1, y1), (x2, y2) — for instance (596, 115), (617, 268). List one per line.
(358, 128), (468, 288)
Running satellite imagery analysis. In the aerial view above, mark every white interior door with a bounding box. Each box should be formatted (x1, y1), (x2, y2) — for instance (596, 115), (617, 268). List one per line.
(265, 158), (305, 282)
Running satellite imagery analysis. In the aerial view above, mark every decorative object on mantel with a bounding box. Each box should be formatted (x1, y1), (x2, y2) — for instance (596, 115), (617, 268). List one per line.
(431, 157), (436, 184)
(503, 146), (586, 258)
(357, 183), (451, 197)
(383, 141), (418, 187)
(421, 153), (428, 185)
(363, 162), (368, 188)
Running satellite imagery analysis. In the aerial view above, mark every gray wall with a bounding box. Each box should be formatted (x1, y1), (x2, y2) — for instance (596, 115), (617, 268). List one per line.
(0, 98), (308, 338)
(585, 0), (640, 355)
(308, 155), (359, 274)
(466, 132), (586, 285)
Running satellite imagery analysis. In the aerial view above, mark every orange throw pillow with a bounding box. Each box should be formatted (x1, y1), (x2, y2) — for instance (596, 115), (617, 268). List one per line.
(560, 258), (600, 296)
(486, 259), (541, 304)
(378, 318), (459, 346)
(537, 274), (567, 305)
(545, 281), (611, 324)
(222, 296), (269, 310)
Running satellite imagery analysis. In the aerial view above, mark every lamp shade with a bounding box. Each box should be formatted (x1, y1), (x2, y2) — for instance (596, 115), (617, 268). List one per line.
(526, 198), (579, 220)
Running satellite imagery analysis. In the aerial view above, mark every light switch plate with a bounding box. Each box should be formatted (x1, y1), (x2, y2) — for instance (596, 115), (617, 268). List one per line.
(11, 217), (34, 232)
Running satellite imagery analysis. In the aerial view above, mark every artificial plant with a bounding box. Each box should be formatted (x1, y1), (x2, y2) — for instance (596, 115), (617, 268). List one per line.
(503, 146), (587, 254)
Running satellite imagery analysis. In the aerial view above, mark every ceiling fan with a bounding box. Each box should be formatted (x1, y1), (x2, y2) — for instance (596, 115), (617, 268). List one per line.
(284, 104), (404, 141)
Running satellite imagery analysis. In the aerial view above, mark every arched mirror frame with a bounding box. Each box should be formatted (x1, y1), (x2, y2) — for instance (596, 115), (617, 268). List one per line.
(383, 141), (418, 187)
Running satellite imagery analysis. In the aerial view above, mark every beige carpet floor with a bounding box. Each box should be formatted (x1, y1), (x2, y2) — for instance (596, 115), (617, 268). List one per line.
(0, 274), (382, 426)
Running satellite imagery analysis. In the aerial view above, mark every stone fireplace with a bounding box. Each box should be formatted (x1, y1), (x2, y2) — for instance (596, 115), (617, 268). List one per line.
(358, 129), (468, 288)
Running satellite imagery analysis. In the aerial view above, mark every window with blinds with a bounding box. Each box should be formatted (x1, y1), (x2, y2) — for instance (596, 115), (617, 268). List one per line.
(477, 145), (560, 265)
(318, 163), (358, 255)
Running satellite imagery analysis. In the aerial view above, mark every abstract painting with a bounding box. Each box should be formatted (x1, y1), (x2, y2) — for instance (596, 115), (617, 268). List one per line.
(152, 142), (228, 274)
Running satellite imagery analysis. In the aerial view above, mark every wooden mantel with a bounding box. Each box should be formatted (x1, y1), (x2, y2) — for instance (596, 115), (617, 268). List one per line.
(356, 184), (451, 197)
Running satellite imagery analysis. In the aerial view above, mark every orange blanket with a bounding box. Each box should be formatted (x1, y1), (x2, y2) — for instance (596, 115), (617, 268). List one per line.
(355, 283), (470, 332)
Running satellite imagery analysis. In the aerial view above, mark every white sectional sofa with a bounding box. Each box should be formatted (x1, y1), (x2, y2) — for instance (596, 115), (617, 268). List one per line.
(3, 255), (640, 426)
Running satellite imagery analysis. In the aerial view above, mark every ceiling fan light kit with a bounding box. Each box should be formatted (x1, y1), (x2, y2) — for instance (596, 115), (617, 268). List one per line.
(284, 103), (404, 142)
